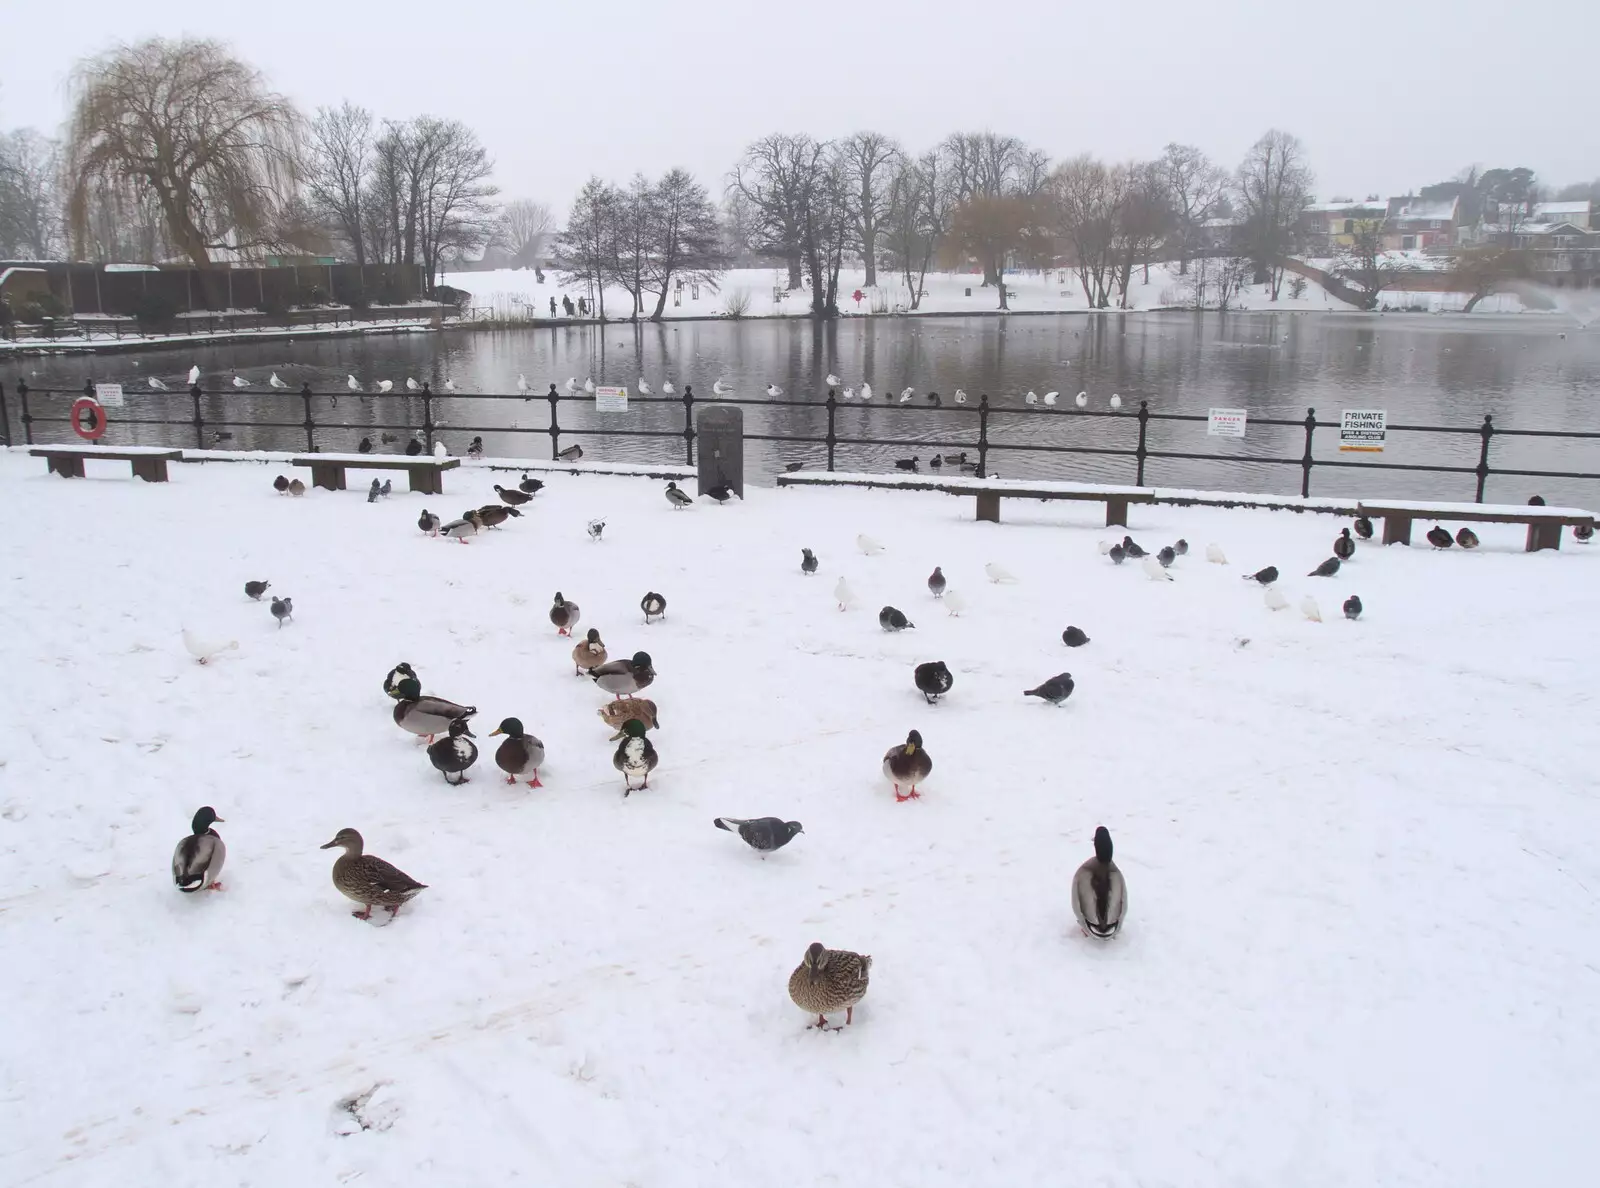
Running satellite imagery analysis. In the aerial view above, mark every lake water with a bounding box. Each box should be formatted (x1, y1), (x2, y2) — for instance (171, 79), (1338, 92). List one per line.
(8, 311), (1599, 505)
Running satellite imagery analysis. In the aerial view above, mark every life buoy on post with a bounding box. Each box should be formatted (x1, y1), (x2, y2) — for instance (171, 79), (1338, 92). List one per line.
(71, 397), (107, 441)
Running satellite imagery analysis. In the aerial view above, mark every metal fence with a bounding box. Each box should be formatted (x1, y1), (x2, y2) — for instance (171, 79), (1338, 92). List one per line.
(4, 379), (1599, 504)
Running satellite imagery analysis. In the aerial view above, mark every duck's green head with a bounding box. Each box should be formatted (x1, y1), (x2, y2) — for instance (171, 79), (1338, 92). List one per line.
(631, 651), (653, 670)
(620, 718), (649, 739)
(396, 677), (422, 700)
(191, 806), (223, 834)
(904, 729), (923, 754)
(491, 717), (523, 738)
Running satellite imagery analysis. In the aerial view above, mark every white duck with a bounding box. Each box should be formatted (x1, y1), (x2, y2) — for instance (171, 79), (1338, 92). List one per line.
(182, 628), (238, 665)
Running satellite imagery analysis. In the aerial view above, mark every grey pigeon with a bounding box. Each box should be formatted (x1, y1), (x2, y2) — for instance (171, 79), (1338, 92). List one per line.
(1173, 539), (1189, 556)
(928, 566), (946, 597)
(800, 548), (818, 575)
(367, 479), (381, 503)
(1109, 543), (1126, 565)
(1244, 566), (1279, 585)
(379, 479), (391, 498)
(1062, 626), (1089, 647)
(714, 816), (803, 855)
(879, 606), (914, 632)
(244, 580), (270, 600)
(1343, 595), (1363, 620)
(1024, 672), (1075, 705)
(1308, 557), (1341, 577)
(1157, 546), (1176, 568)
(1121, 536), (1147, 559)
(270, 596), (293, 628)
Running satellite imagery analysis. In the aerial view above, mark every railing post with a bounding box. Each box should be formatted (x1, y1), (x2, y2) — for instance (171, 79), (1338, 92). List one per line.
(16, 379), (33, 444)
(682, 383), (696, 466)
(190, 383), (206, 449)
(1474, 414), (1495, 503)
(0, 381), (11, 447)
(1300, 407), (1317, 498)
(422, 383), (434, 452)
(548, 383), (562, 460)
(976, 394), (991, 478)
(300, 383), (316, 452)
(825, 389), (838, 472)
(1135, 400), (1151, 485)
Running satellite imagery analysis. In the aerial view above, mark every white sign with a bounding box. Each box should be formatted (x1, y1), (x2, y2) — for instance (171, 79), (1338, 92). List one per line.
(594, 386), (628, 412)
(1340, 408), (1387, 453)
(1207, 407), (1248, 438)
(94, 383), (125, 408)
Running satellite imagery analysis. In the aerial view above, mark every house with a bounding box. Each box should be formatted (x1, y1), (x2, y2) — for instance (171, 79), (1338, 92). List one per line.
(1303, 200), (1388, 252)
(1383, 196), (1460, 251)
(1509, 222), (1600, 287)
(1532, 201), (1593, 230)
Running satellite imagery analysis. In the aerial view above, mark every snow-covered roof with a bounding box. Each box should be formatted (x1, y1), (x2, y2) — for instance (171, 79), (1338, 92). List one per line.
(1387, 196), (1459, 222)
(1534, 201), (1591, 217)
(1305, 201), (1385, 215)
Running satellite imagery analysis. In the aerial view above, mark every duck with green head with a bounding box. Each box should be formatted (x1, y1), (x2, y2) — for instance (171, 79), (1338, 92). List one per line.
(392, 677), (476, 743)
(172, 806), (225, 893)
(591, 651), (654, 699)
(383, 661), (417, 700)
(490, 717), (545, 787)
(427, 717), (478, 785)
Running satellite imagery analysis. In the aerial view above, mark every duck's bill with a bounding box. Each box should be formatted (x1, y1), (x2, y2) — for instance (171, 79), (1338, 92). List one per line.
(488, 728), (503, 736)
(319, 839), (340, 849)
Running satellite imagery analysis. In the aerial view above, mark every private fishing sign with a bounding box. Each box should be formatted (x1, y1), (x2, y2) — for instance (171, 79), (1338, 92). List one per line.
(1339, 409), (1387, 453)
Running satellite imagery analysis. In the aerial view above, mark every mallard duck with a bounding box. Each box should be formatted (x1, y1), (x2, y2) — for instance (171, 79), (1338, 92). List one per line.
(641, 591), (666, 624)
(572, 627), (607, 674)
(440, 510), (483, 543)
(1352, 516), (1374, 541)
(320, 828), (427, 920)
(418, 509), (441, 536)
(592, 651), (654, 698)
(518, 474), (545, 494)
(1456, 526), (1480, 549)
(1426, 525), (1454, 549)
(495, 484), (532, 506)
(883, 730), (932, 801)
(392, 677), (476, 742)
(613, 718), (658, 795)
(557, 444), (583, 462)
(172, 806), (225, 893)
(550, 592), (581, 636)
(288, 478), (306, 497)
(664, 481), (693, 509)
(1333, 527), (1355, 560)
(1071, 826), (1127, 938)
(599, 697), (659, 739)
(427, 717), (478, 784)
(490, 717), (545, 787)
(383, 661), (417, 700)
(476, 504), (521, 529)
(273, 474), (289, 494)
(788, 942), (871, 1030)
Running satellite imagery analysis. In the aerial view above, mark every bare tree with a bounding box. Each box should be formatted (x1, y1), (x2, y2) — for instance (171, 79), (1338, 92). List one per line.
(646, 168), (724, 320)
(1448, 244), (1532, 312)
(610, 173), (658, 320)
(305, 102), (373, 266)
(1113, 163), (1172, 304)
(949, 193), (1037, 310)
(1235, 129), (1313, 300)
(1159, 143), (1226, 274)
(0, 128), (64, 258)
(730, 133), (827, 290)
(1327, 220), (1411, 309)
(65, 38), (301, 267)
(412, 118), (499, 288)
(941, 132), (1050, 287)
(498, 198), (555, 276)
(1049, 155), (1123, 309)
(837, 131), (901, 286)
(884, 151), (953, 310)
(554, 177), (619, 320)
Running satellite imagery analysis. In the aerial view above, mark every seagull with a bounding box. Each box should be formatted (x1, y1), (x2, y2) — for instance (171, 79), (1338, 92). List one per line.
(639, 378), (652, 395)
(713, 380), (732, 396)
(566, 377), (579, 393)
(1075, 391), (1087, 408)
(984, 562), (1017, 584)
(842, 387), (856, 400)
(661, 381), (675, 395)
(406, 377), (420, 391)
(954, 389), (968, 404)
(943, 589), (967, 616)
(377, 379), (393, 393)
(517, 375), (530, 396)
(1264, 587), (1289, 611)
(767, 383), (784, 397)
(1207, 543), (1228, 565)
(899, 387), (914, 403)
(187, 365), (201, 386)
(584, 377), (596, 394)
(269, 372), (287, 390)
(1110, 393), (1123, 410)
(1025, 390), (1039, 405)
(346, 375), (361, 393)
(857, 534), (885, 556)
(833, 577), (857, 611)
(232, 374), (249, 389)
(1301, 595), (1323, 622)
(826, 373), (841, 386)
(1043, 391), (1059, 406)
(148, 377), (169, 391)
(1142, 555), (1173, 581)
(859, 382), (873, 401)
(444, 379), (457, 392)
(182, 628), (238, 665)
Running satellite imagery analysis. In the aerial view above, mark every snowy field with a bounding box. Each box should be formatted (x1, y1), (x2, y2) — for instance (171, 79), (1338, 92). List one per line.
(3, 451), (1599, 1187)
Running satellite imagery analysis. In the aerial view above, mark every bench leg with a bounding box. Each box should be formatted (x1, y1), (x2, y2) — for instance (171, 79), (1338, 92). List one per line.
(1381, 514), (1412, 546)
(1104, 497), (1130, 528)
(47, 456), (86, 478)
(975, 491), (1001, 523)
(130, 458), (169, 483)
(310, 464), (345, 492)
(1526, 522), (1562, 552)
(410, 468), (439, 496)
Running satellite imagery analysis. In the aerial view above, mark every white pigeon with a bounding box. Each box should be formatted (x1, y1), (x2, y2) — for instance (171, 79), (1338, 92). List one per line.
(825, 373), (841, 387)
(583, 377), (596, 394)
(856, 534), (885, 556)
(182, 628), (238, 665)
(954, 389), (968, 404)
(899, 387), (914, 403)
(566, 377), (579, 393)
(943, 589), (967, 616)
(269, 372), (287, 390)
(767, 383), (784, 397)
(984, 562), (1017, 583)
(1264, 587), (1289, 612)
(833, 577), (857, 611)
(377, 379), (393, 393)
(1075, 391), (1087, 408)
(444, 379), (457, 392)
(1142, 555), (1173, 582)
(346, 375), (361, 393)
(433, 441), (448, 459)
(1043, 391), (1059, 406)
(860, 382), (873, 401)
(231, 374), (248, 389)
(1097, 540), (1113, 555)
(661, 381), (675, 395)
(1301, 595), (1323, 622)
(517, 374), (530, 395)
(638, 378), (652, 395)
(1110, 393), (1123, 410)
(842, 387), (856, 400)
(1206, 543), (1228, 565)
(186, 365), (201, 386)
(713, 380), (732, 396)
(148, 377), (169, 391)
(406, 377), (420, 391)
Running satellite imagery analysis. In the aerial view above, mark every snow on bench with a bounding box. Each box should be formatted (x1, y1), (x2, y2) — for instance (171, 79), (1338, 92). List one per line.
(478, 458), (696, 481)
(290, 452), (460, 496)
(777, 470), (1156, 527)
(31, 444), (184, 483)
(1356, 499), (1596, 552)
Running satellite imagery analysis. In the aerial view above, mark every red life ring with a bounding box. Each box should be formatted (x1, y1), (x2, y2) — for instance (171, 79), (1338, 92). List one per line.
(71, 397), (107, 440)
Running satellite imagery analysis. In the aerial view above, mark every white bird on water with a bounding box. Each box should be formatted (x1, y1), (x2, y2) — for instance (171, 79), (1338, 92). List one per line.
(377, 379), (393, 393)
(231, 373), (249, 389)
(517, 374), (530, 395)
(583, 377), (596, 394)
(1110, 393), (1123, 410)
(148, 377), (169, 391)
(1206, 543), (1228, 565)
(638, 377), (652, 395)
(182, 628), (238, 665)
(985, 562), (1017, 584)
(1301, 595), (1323, 622)
(1024, 391), (1038, 405)
(857, 533), (885, 556)
(860, 382), (873, 401)
(406, 377), (420, 391)
(1043, 391), (1059, 406)
(954, 389), (968, 404)
(269, 372), (288, 390)
(899, 387), (914, 403)
(661, 380), (675, 395)
(767, 383), (784, 397)
(833, 577), (857, 611)
(826, 373), (841, 386)
(713, 380), (732, 396)
(1264, 587), (1289, 612)
(943, 588), (967, 616)
(187, 365), (201, 386)
(1142, 555), (1173, 582)
(1075, 391), (1087, 408)
(346, 375), (362, 393)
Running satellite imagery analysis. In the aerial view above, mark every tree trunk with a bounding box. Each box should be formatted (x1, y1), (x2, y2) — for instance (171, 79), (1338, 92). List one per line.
(1463, 291), (1486, 313)
(862, 219), (877, 287)
(650, 283), (669, 321)
(982, 260), (998, 287)
(787, 254), (803, 289)
(996, 257), (1008, 310)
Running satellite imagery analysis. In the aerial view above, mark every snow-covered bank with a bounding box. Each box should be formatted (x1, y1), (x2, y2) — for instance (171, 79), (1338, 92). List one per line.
(0, 318), (438, 357)
(4, 456), (1599, 1186)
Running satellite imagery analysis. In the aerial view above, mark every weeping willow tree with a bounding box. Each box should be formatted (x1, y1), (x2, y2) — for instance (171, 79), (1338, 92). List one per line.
(65, 38), (301, 267)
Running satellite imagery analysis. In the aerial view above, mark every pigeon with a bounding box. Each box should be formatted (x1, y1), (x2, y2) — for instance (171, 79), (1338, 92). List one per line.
(942, 589), (967, 616)
(1308, 557), (1341, 577)
(467, 436), (484, 460)
(705, 483), (734, 504)
(1333, 528), (1355, 560)
(638, 378), (652, 395)
(1206, 543), (1227, 564)
(1043, 391), (1058, 406)
(377, 380), (393, 393)
(927, 567), (946, 597)
(894, 456), (919, 471)
(899, 387), (914, 404)
(1574, 523), (1594, 543)
(1024, 672), (1075, 705)
(1074, 391), (1087, 408)
(182, 628), (238, 665)
(519, 474), (545, 494)
(879, 606), (914, 632)
(1157, 546), (1175, 568)
(767, 383), (784, 397)
(232, 373), (248, 389)
(495, 485), (532, 506)
(244, 580), (270, 600)
(418, 510), (441, 536)
(587, 519), (606, 541)
(1264, 587), (1289, 611)
(346, 375), (361, 393)
(358, 437), (374, 455)
(406, 435), (424, 456)
(883, 730), (932, 800)
(833, 577), (857, 610)
(859, 383), (873, 401)
(1456, 527), (1480, 549)
(1353, 516), (1374, 541)
(148, 377), (169, 391)
(984, 562), (1016, 583)
(1071, 826), (1127, 939)
(406, 377), (420, 391)
(1062, 626), (1089, 647)
(186, 365), (201, 386)
(288, 478), (306, 497)
(713, 380), (732, 396)
(801, 548), (818, 576)
(1024, 390), (1038, 405)
(665, 481), (693, 509)
(826, 373), (842, 387)
(381, 433), (398, 444)
(1343, 595), (1363, 620)
(1174, 539), (1188, 556)
(1109, 543), (1126, 565)
(558, 444), (584, 462)
(1426, 526), (1453, 549)
(1244, 566), (1279, 585)
(1301, 596), (1323, 622)
(273, 475), (290, 494)
(857, 534), (885, 556)
(1142, 555), (1173, 582)
(641, 591), (666, 623)
(270, 597), (293, 627)
(368, 479), (381, 503)
(378, 480), (390, 498)
(1121, 537), (1147, 559)
(914, 661), (953, 704)
(715, 817), (803, 855)
(1109, 393), (1123, 410)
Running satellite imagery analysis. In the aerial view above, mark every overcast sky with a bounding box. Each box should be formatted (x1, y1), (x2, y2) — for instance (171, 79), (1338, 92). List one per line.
(4, 0), (1594, 211)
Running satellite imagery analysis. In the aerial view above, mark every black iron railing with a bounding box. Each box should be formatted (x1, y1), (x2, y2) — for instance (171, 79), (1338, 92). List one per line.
(3, 379), (1598, 503)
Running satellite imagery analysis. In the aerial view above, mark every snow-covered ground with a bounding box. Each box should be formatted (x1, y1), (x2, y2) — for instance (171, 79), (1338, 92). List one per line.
(445, 263), (1533, 321)
(4, 451), (1599, 1186)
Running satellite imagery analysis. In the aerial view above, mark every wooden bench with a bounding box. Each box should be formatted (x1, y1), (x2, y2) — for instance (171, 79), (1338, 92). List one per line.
(32, 445), (184, 483)
(1357, 500), (1597, 553)
(290, 453), (460, 495)
(777, 471), (1156, 527)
